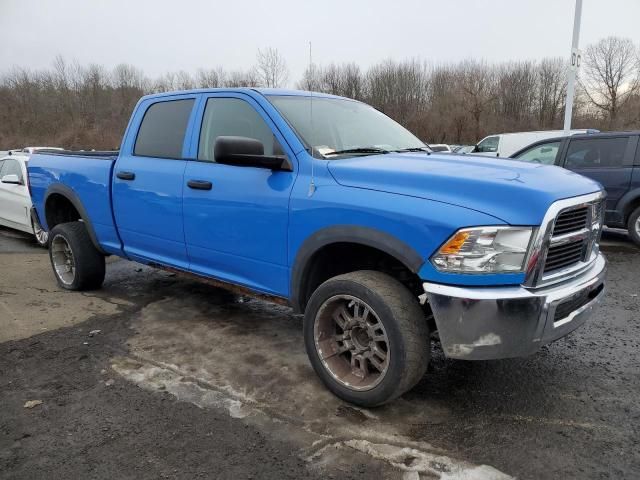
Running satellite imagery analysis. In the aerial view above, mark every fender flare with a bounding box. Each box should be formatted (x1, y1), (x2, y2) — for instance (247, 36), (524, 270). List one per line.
(44, 184), (106, 254)
(617, 188), (640, 223)
(289, 225), (424, 313)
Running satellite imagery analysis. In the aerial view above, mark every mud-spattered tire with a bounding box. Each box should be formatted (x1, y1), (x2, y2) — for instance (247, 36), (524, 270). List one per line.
(48, 221), (105, 291)
(628, 206), (640, 247)
(304, 270), (430, 407)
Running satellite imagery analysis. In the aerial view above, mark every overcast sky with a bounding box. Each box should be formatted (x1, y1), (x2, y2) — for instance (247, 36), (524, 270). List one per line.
(2, 0), (639, 84)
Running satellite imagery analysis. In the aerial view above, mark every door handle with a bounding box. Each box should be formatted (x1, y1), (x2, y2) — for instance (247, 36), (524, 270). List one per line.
(116, 171), (135, 181)
(187, 180), (213, 190)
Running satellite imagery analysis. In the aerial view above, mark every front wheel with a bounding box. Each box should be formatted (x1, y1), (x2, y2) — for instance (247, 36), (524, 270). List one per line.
(628, 206), (640, 247)
(304, 270), (430, 407)
(49, 221), (105, 290)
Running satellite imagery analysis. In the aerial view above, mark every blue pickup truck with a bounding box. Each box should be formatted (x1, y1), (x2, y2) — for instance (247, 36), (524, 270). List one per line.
(29, 88), (607, 406)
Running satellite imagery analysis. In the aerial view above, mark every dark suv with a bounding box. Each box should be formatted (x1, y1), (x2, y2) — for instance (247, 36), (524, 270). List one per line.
(511, 132), (640, 246)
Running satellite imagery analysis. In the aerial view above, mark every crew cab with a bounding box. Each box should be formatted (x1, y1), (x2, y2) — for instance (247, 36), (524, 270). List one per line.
(29, 88), (607, 406)
(511, 131), (640, 246)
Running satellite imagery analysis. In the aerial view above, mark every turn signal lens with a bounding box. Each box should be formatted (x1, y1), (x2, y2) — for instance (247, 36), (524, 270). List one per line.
(439, 231), (470, 254)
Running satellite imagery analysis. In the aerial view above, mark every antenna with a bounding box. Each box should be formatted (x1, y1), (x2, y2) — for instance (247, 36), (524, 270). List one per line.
(308, 41), (316, 197)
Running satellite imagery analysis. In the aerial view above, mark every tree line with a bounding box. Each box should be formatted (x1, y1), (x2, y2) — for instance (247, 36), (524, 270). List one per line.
(1, 38), (638, 150)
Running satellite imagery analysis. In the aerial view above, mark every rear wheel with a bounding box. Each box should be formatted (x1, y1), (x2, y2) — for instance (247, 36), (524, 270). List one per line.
(628, 206), (640, 247)
(304, 270), (430, 407)
(49, 222), (105, 290)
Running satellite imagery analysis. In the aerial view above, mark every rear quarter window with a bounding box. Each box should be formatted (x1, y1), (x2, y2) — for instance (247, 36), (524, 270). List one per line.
(134, 99), (195, 159)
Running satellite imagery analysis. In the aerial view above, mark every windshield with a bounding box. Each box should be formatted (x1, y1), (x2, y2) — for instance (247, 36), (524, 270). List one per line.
(268, 95), (427, 158)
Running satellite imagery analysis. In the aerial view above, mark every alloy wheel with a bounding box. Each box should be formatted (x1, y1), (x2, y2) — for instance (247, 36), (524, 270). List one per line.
(313, 295), (390, 391)
(51, 235), (75, 285)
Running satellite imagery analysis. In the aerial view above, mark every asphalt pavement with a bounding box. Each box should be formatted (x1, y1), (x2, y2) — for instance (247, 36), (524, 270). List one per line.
(0, 226), (638, 479)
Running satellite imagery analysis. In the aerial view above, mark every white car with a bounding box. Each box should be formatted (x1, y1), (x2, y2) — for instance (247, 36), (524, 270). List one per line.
(0, 154), (48, 246)
(472, 129), (597, 158)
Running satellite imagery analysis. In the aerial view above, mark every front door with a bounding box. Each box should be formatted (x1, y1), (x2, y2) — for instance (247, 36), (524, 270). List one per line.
(112, 96), (197, 269)
(182, 94), (296, 296)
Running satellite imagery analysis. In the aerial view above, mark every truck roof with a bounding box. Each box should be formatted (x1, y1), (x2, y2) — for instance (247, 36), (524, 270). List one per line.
(139, 88), (352, 102)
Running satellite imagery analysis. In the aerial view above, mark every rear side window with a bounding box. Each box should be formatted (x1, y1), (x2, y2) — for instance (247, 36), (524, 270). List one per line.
(134, 99), (195, 159)
(565, 137), (628, 169)
(198, 98), (275, 162)
(513, 141), (561, 165)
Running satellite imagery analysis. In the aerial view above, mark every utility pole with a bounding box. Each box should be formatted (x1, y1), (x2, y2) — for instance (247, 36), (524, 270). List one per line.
(563, 0), (583, 134)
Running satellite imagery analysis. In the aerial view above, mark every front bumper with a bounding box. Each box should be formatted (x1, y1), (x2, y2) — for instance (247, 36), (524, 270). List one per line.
(423, 253), (607, 360)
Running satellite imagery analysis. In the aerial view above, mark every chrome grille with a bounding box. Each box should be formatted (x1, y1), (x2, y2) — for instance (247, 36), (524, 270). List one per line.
(541, 201), (603, 277)
(544, 240), (586, 273)
(552, 206), (589, 236)
(523, 192), (604, 288)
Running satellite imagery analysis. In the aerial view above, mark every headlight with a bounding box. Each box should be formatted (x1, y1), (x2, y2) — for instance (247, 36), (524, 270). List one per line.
(431, 227), (533, 273)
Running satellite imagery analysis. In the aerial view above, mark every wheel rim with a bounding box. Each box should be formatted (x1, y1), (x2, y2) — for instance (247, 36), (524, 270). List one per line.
(313, 295), (390, 391)
(51, 235), (75, 285)
(33, 221), (48, 246)
(635, 216), (640, 238)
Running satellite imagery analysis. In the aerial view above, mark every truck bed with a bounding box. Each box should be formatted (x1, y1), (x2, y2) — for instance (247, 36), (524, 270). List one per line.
(28, 151), (123, 256)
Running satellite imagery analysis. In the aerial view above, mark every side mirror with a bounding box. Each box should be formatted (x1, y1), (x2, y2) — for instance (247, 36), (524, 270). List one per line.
(214, 136), (292, 171)
(1, 174), (22, 185)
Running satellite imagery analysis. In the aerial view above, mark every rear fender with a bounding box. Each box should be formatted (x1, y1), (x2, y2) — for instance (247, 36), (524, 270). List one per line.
(44, 184), (106, 254)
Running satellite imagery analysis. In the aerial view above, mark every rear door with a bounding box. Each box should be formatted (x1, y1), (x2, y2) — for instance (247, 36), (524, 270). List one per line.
(112, 95), (198, 269)
(561, 135), (636, 223)
(0, 158), (30, 229)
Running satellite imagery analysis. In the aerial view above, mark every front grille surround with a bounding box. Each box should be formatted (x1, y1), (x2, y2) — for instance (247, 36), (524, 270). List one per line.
(523, 191), (605, 288)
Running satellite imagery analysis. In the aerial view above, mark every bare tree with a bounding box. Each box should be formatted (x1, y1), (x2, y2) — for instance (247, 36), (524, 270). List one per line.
(581, 36), (640, 128)
(535, 57), (566, 128)
(255, 47), (289, 88)
(225, 69), (261, 87)
(460, 61), (495, 141)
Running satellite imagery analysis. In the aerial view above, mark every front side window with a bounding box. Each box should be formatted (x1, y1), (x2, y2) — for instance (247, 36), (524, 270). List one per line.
(476, 136), (499, 153)
(565, 137), (628, 169)
(198, 98), (275, 162)
(513, 141), (561, 165)
(268, 95), (425, 158)
(134, 98), (195, 159)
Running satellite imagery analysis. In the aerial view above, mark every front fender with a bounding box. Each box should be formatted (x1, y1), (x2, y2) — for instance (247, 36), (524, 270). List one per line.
(290, 225), (424, 312)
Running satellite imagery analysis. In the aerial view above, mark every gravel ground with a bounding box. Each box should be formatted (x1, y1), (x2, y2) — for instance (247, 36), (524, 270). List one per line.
(0, 226), (638, 479)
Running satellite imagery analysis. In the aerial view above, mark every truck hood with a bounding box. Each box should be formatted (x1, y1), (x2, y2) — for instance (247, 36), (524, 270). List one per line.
(327, 153), (603, 225)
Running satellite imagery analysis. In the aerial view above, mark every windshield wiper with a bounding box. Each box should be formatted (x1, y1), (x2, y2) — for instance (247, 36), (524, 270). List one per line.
(324, 147), (390, 157)
(394, 147), (431, 154)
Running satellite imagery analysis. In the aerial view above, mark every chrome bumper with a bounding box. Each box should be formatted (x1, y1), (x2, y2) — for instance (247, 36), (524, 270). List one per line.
(423, 253), (607, 360)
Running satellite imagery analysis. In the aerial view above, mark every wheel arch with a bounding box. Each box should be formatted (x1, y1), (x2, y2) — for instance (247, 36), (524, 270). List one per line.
(290, 226), (425, 313)
(619, 188), (640, 224)
(44, 184), (106, 254)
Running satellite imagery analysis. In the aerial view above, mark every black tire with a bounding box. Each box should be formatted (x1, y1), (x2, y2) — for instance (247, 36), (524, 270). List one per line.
(628, 206), (640, 247)
(303, 270), (430, 407)
(48, 221), (105, 291)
